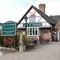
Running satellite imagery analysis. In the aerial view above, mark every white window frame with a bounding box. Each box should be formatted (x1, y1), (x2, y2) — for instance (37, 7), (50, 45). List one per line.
(27, 27), (39, 36)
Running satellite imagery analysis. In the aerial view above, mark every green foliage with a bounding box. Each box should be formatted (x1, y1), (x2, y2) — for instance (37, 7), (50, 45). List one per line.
(0, 36), (3, 47)
(17, 32), (31, 46)
(0, 31), (2, 36)
(23, 35), (31, 45)
(3, 36), (16, 48)
(17, 32), (20, 40)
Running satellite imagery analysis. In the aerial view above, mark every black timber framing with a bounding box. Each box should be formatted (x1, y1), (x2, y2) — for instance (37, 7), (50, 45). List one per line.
(17, 5), (56, 26)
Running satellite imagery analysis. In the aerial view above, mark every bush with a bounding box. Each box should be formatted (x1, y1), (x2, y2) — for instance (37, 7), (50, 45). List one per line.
(3, 36), (16, 48)
(0, 36), (3, 47)
(23, 35), (31, 45)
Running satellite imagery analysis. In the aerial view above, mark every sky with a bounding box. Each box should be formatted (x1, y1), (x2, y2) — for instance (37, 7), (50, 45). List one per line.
(0, 0), (60, 23)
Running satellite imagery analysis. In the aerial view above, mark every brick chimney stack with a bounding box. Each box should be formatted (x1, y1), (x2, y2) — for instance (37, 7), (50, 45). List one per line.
(39, 4), (45, 13)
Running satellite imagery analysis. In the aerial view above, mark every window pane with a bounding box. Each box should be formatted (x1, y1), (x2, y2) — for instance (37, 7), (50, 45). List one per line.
(34, 28), (37, 35)
(36, 28), (37, 35)
(29, 16), (36, 22)
(30, 28), (32, 35)
(33, 28), (34, 35)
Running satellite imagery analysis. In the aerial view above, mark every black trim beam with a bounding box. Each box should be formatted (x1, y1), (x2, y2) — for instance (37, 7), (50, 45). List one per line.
(17, 5), (33, 26)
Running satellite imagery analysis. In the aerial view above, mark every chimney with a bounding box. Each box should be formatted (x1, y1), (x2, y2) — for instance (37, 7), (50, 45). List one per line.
(39, 4), (45, 13)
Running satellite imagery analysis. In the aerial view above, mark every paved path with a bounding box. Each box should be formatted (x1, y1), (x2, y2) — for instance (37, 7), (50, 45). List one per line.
(0, 42), (60, 60)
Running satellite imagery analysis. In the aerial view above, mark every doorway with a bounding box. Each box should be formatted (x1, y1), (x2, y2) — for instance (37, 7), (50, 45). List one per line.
(58, 30), (60, 41)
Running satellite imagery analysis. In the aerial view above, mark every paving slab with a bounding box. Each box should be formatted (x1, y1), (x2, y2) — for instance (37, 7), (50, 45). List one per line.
(0, 42), (60, 60)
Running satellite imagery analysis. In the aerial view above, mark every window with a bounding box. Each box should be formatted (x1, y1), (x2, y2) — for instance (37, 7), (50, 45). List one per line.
(29, 15), (36, 23)
(34, 28), (37, 35)
(43, 30), (48, 34)
(27, 28), (38, 35)
(33, 28), (34, 35)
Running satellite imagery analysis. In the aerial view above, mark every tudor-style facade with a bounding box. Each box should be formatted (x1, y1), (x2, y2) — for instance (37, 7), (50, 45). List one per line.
(17, 4), (56, 42)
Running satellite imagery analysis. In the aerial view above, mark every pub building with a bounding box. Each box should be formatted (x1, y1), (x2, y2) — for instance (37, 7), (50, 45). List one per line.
(17, 4), (60, 42)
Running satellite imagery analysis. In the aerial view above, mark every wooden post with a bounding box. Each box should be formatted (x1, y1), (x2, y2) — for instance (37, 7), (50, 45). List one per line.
(19, 31), (24, 52)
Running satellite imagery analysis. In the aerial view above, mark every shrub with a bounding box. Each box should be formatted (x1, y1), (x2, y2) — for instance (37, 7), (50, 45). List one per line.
(3, 36), (16, 48)
(23, 35), (31, 45)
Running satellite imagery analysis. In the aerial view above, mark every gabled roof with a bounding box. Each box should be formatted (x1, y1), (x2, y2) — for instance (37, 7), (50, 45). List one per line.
(50, 15), (60, 23)
(17, 5), (56, 26)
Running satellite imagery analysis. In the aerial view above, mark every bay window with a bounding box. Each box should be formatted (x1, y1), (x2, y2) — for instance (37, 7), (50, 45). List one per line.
(27, 28), (38, 35)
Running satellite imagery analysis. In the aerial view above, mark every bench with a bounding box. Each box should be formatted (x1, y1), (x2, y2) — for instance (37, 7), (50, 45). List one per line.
(26, 43), (35, 49)
(44, 39), (49, 44)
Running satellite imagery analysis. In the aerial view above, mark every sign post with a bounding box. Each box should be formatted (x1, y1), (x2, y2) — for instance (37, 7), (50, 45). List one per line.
(19, 31), (24, 52)
(2, 21), (17, 48)
(2, 21), (16, 36)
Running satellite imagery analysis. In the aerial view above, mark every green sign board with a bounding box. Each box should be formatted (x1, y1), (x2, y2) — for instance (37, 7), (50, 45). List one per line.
(23, 23), (42, 27)
(2, 22), (16, 36)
